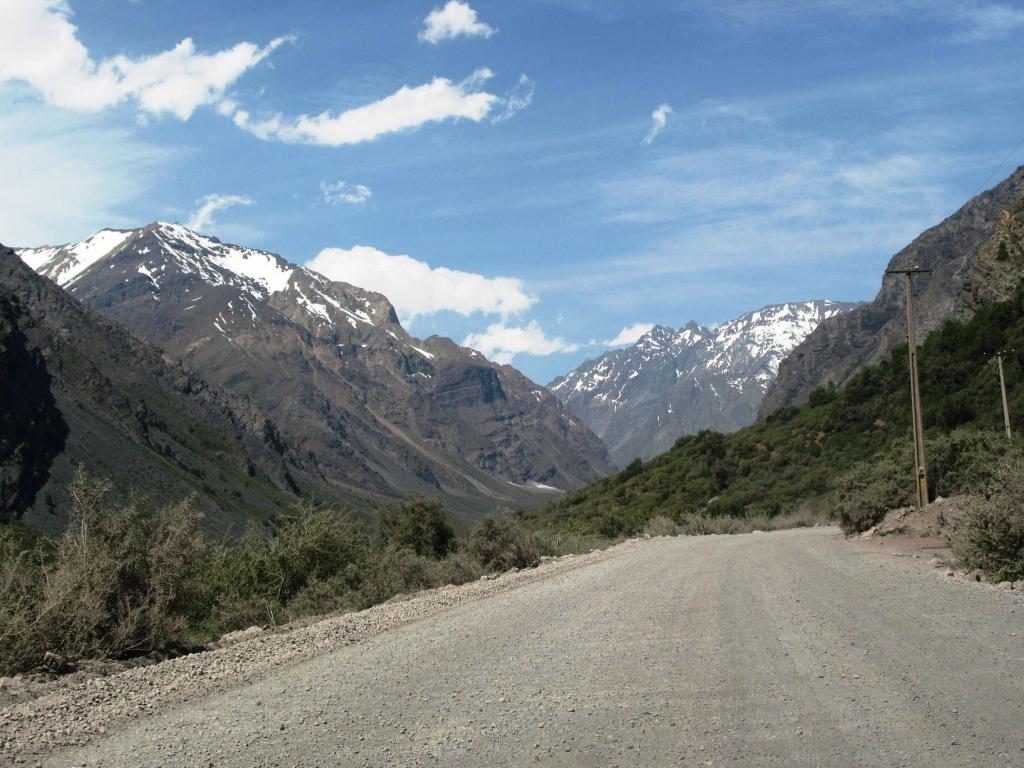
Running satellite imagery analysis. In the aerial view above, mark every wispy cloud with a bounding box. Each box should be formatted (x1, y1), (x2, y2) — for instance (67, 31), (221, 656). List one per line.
(0, 87), (175, 246)
(492, 75), (535, 123)
(230, 69), (501, 146)
(419, 1), (497, 44)
(186, 194), (254, 232)
(320, 181), (373, 205)
(0, 0), (289, 119)
(702, 0), (1024, 44)
(643, 103), (672, 145)
(463, 321), (580, 364)
(307, 245), (535, 321)
(950, 3), (1024, 41)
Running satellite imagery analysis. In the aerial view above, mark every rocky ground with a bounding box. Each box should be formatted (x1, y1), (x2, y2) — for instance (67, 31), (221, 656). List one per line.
(3, 526), (1023, 767)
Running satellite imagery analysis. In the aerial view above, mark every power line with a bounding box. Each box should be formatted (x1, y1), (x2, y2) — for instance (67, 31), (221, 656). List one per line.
(973, 133), (1024, 197)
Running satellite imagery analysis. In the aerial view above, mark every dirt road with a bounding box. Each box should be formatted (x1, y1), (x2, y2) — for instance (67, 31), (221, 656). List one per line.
(15, 526), (1024, 767)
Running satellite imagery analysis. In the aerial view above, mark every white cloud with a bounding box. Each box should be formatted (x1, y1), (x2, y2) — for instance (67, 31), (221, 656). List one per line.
(0, 0), (289, 120)
(462, 321), (580, 364)
(419, 1), (497, 44)
(320, 181), (373, 205)
(186, 194), (254, 232)
(643, 103), (673, 145)
(307, 245), (535, 321)
(230, 69), (500, 146)
(598, 322), (655, 347)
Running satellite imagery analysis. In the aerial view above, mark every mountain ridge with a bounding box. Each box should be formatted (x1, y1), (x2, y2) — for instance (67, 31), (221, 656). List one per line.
(17, 222), (612, 524)
(549, 300), (857, 465)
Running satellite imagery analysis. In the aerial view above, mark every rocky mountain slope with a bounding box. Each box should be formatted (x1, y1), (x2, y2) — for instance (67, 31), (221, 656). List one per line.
(0, 244), (320, 535)
(761, 165), (1024, 415)
(550, 301), (855, 465)
(18, 223), (611, 524)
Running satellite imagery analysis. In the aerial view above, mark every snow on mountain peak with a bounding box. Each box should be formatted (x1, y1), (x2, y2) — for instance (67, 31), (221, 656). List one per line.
(151, 222), (295, 296)
(17, 229), (134, 287)
(549, 299), (858, 465)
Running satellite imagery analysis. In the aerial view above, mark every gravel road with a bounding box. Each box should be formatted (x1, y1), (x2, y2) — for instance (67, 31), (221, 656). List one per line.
(8, 526), (1024, 767)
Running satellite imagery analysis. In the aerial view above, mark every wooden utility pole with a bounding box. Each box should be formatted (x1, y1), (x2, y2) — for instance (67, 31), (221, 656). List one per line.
(886, 268), (932, 508)
(995, 351), (1012, 440)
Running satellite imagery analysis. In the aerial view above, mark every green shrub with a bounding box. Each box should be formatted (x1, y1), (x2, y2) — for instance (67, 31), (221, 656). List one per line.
(467, 518), (540, 571)
(835, 451), (912, 534)
(377, 497), (456, 558)
(201, 502), (366, 632)
(949, 453), (1024, 582)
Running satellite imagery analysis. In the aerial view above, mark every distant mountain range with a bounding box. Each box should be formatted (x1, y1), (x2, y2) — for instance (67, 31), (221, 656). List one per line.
(762, 164), (1024, 416)
(549, 301), (856, 466)
(14, 222), (611, 528)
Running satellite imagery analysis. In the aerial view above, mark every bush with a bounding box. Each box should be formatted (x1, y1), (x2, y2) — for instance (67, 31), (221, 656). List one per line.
(355, 546), (440, 609)
(201, 502), (367, 632)
(0, 470), (204, 672)
(377, 497), (456, 559)
(0, 533), (45, 673)
(836, 450), (913, 534)
(467, 518), (540, 571)
(949, 453), (1024, 582)
(643, 515), (682, 537)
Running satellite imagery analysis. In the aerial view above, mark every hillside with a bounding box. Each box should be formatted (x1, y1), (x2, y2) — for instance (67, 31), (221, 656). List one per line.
(0, 244), (317, 536)
(523, 266), (1024, 537)
(550, 301), (855, 465)
(17, 223), (611, 524)
(762, 165), (1024, 415)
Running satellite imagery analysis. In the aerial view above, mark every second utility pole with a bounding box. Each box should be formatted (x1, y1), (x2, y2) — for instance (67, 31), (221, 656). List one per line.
(886, 268), (932, 508)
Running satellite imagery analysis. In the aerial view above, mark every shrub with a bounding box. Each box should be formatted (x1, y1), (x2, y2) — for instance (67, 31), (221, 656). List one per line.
(467, 517), (540, 571)
(355, 546), (439, 609)
(0, 533), (45, 673)
(377, 497), (456, 559)
(949, 453), (1024, 582)
(643, 515), (682, 537)
(836, 451), (913, 534)
(0, 470), (204, 672)
(201, 502), (366, 632)
(926, 430), (1013, 497)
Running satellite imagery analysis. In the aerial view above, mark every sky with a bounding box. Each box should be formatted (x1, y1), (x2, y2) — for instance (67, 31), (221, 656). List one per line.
(2, 1), (1024, 384)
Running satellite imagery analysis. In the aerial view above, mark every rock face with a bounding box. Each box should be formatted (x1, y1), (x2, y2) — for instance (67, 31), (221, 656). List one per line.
(18, 223), (611, 524)
(761, 165), (1024, 416)
(549, 301), (855, 465)
(0, 244), (314, 534)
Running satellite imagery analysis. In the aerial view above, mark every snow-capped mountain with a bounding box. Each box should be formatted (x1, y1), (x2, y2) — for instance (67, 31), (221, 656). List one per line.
(549, 301), (858, 466)
(18, 223), (611, 524)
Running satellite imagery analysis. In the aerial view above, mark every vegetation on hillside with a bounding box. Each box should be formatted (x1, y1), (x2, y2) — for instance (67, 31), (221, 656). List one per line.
(520, 289), (1024, 540)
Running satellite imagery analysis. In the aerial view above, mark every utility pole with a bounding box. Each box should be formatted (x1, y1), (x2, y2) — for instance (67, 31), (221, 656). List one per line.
(886, 268), (932, 508)
(994, 351), (1013, 440)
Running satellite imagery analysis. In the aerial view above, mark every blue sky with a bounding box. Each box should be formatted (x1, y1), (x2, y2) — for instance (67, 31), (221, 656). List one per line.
(2, 0), (1024, 384)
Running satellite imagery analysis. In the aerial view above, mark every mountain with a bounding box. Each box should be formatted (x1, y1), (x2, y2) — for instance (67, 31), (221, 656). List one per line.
(523, 281), (1024, 539)
(17, 223), (611, 525)
(549, 301), (856, 466)
(0, 243), (320, 536)
(761, 165), (1024, 416)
